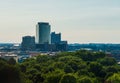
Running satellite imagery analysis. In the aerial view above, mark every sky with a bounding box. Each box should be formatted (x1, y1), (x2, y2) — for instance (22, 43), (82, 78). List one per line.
(0, 0), (120, 43)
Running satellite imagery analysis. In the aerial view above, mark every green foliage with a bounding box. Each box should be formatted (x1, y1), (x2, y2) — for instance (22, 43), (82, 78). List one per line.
(67, 61), (79, 72)
(44, 69), (64, 83)
(106, 66), (118, 73)
(58, 55), (82, 63)
(0, 59), (26, 83)
(77, 69), (93, 77)
(75, 50), (105, 61)
(18, 51), (120, 83)
(19, 63), (27, 72)
(8, 58), (16, 65)
(60, 74), (77, 83)
(99, 57), (117, 66)
(64, 65), (74, 73)
(32, 73), (44, 83)
(36, 55), (51, 63)
(0, 50), (119, 83)
(88, 62), (103, 76)
(106, 73), (120, 83)
(53, 62), (65, 69)
(78, 76), (93, 83)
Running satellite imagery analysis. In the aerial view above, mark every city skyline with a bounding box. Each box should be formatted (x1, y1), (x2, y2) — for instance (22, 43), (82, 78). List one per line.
(0, 0), (120, 43)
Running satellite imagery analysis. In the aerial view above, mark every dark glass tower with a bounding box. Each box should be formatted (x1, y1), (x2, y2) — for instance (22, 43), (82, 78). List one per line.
(36, 22), (51, 44)
(21, 36), (35, 51)
(51, 32), (61, 44)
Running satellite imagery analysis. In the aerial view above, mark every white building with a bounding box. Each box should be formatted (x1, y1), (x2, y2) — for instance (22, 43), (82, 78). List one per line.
(0, 54), (18, 62)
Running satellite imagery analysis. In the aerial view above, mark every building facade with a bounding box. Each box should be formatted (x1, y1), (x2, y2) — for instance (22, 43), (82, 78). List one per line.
(51, 32), (61, 44)
(36, 22), (51, 44)
(21, 36), (35, 51)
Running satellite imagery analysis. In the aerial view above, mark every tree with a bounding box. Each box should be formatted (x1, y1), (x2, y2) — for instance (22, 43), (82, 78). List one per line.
(88, 62), (102, 77)
(76, 50), (106, 61)
(53, 62), (65, 69)
(36, 55), (51, 63)
(76, 50), (93, 61)
(33, 73), (44, 83)
(67, 61), (79, 72)
(64, 65), (74, 73)
(8, 58), (16, 65)
(60, 74), (77, 83)
(0, 62), (25, 83)
(45, 70), (64, 83)
(99, 57), (117, 66)
(106, 73), (120, 83)
(106, 66), (118, 73)
(78, 76), (93, 83)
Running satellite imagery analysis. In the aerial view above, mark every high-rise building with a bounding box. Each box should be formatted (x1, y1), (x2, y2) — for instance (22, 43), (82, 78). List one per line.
(51, 32), (61, 44)
(21, 36), (35, 51)
(36, 22), (51, 44)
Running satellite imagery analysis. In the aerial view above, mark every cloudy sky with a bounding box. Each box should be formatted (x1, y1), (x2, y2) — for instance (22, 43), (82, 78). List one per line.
(0, 0), (120, 43)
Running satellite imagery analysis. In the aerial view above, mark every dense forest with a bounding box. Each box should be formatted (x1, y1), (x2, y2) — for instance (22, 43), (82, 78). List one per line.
(0, 50), (120, 83)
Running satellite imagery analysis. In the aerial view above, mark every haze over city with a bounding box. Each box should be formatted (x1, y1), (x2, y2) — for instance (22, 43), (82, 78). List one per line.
(0, 0), (120, 43)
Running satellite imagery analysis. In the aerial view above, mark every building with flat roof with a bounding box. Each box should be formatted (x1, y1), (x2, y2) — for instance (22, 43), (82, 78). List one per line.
(21, 36), (35, 51)
(51, 32), (61, 44)
(36, 22), (51, 44)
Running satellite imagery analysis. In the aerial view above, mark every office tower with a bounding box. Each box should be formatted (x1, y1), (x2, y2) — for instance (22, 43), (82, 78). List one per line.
(51, 32), (61, 44)
(21, 36), (35, 51)
(60, 41), (68, 44)
(36, 22), (51, 44)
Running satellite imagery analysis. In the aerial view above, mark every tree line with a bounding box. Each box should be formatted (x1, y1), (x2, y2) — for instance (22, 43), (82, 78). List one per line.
(0, 50), (120, 83)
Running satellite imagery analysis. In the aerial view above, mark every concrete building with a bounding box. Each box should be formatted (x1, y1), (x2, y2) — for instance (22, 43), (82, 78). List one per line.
(36, 22), (51, 44)
(51, 32), (61, 44)
(61, 41), (68, 44)
(0, 54), (18, 62)
(21, 36), (35, 51)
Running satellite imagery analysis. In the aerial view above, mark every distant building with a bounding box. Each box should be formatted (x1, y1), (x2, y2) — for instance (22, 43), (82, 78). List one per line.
(21, 36), (35, 51)
(60, 41), (68, 44)
(36, 22), (51, 44)
(0, 54), (18, 62)
(51, 32), (61, 44)
(36, 43), (68, 52)
(36, 43), (52, 52)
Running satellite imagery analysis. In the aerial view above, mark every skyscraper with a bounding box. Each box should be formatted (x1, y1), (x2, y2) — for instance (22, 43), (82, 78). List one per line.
(51, 32), (61, 44)
(36, 22), (51, 44)
(21, 36), (35, 51)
